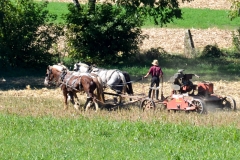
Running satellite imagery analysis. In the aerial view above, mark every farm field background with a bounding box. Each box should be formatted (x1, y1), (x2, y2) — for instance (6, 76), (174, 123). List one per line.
(1, 0), (240, 159)
(43, 0), (240, 54)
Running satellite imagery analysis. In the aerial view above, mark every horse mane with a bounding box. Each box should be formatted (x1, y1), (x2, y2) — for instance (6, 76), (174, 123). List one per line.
(78, 62), (89, 68)
(53, 64), (68, 72)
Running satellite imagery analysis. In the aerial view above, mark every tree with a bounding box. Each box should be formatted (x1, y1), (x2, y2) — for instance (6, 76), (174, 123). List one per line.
(65, 0), (194, 65)
(228, 0), (240, 20)
(113, 0), (194, 26)
(228, 0), (240, 54)
(0, 0), (61, 68)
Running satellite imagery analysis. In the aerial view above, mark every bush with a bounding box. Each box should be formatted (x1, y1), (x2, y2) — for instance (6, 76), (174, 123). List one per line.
(64, 3), (146, 65)
(232, 28), (240, 53)
(201, 44), (223, 58)
(0, 0), (62, 68)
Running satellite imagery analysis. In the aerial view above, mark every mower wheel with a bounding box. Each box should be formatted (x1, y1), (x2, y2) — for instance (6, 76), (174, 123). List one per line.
(222, 96), (236, 111)
(192, 99), (206, 114)
(140, 98), (156, 111)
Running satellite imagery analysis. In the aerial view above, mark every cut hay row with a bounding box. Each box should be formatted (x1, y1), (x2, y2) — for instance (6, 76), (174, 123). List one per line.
(0, 80), (240, 128)
(1, 80), (239, 109)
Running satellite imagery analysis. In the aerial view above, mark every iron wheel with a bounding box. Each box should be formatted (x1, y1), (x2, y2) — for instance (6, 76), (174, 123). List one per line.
(192, 99), (206, 114)
(140, 98), (156, 111)
(222, 96), (236, 111)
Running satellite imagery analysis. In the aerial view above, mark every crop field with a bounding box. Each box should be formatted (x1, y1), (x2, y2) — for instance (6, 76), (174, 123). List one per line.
(1, 1), (240, 159)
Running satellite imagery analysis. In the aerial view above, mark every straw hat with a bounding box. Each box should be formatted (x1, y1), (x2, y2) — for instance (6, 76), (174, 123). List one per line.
(152, 59), (158, 65)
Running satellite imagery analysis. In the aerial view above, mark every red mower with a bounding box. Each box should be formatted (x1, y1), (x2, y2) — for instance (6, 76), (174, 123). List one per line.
(159, 69), (237, 114)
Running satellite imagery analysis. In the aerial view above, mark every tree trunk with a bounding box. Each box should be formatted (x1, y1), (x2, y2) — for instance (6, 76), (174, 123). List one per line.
(72, 0), (80, 11)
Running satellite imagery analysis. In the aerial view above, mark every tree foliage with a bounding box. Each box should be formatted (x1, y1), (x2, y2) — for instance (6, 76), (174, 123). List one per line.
(228, 0), (240, 54)
(113, 0), (194, 26)
(201, 44), (223, 58)
(228, 0), (240, 20)
(64, 0), (193, 65)
(65, 3), (145, 65)
(0, 0), (61, 68)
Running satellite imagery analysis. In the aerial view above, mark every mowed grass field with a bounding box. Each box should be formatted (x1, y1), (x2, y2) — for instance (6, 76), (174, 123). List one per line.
(1, 1), (240, 159)
(0, 78), (240, 159)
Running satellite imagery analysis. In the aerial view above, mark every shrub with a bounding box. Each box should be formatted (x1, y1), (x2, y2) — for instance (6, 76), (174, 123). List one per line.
(201, 44), (223, 58)
(0, 0), (62, 68)
(64, 3), (145, 65)
(232, 28), (240, 53)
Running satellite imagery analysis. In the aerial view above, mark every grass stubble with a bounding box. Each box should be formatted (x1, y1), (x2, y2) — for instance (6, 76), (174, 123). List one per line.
(0, 80), (240, 159)
(0, 80), (239, 128)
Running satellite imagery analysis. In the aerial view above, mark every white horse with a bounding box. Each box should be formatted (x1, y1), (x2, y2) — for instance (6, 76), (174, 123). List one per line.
(73, 62), (133, 95)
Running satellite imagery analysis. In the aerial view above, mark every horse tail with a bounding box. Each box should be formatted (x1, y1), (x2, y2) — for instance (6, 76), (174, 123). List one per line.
(118, 71), (127, 94)
(123, 71), (133, 95)
(93, 76), (105, 103)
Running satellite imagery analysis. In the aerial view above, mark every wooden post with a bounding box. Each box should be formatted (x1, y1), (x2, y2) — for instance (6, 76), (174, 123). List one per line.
(184, 29), (195, 58)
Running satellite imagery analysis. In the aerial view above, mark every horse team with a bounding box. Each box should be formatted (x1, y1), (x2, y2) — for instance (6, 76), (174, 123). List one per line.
(44, 63), (134, 111)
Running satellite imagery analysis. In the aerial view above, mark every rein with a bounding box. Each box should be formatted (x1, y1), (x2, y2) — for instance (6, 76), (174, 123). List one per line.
(107, 76), (144, 87)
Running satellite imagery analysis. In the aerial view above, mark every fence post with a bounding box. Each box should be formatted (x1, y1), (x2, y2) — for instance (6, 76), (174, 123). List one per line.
(184, 29), (195, 58)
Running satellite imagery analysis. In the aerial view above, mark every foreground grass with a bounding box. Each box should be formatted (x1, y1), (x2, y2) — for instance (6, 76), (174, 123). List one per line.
(0, 113), (239, 159)
(0, 80), (240, 159)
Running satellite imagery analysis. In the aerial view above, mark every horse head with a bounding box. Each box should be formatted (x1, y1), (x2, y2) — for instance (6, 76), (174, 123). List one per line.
(91, 66), (100, 74)
(44, 65), (66, 86)
(73, 62), (90, 73)
(44, 65), (54, 86)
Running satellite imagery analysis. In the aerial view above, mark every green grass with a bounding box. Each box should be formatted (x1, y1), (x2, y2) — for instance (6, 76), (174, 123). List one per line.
(144, 8), (240, 29)
(46, 2), (70, 23)
(0, 113), (239, 159)
(45, 2), (240, 29)
(115, 54), (240, 81)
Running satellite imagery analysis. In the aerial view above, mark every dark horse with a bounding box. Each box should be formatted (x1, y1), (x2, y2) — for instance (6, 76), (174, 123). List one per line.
(44, 65), (104, 111)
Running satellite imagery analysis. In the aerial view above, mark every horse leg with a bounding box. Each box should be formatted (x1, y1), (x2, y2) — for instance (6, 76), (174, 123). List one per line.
(84, 97), (91, 111)
(73, 92), (81, 110)
(85, 98), (99, 112)
(67, 92), (81, 110)
(67, 92), (74, 104)
(93, 98), (99, 112)
(63, 90), (69, 110)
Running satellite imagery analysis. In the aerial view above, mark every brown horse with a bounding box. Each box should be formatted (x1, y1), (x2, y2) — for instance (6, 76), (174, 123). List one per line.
(44, 65), (104, 111)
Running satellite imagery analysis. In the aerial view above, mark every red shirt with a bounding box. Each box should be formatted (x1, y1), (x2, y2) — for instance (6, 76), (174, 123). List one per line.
(148, 65), (163, 77)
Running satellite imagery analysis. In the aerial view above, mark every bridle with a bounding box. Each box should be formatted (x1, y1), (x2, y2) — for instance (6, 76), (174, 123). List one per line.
(45, 67), (66, 86)
(46, 67), (52, 81)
